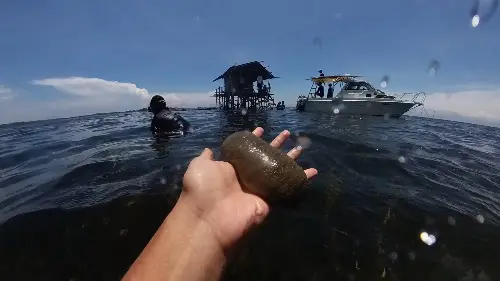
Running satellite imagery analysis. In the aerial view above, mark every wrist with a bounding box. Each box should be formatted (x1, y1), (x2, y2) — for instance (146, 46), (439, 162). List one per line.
(169, 197), (227, 279)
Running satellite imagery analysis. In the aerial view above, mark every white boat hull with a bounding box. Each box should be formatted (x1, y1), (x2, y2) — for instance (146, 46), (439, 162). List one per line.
(296, 98), (419, 118)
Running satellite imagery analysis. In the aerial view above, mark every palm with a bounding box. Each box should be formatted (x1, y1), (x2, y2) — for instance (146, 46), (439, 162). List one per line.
(181, 128), (318, 250)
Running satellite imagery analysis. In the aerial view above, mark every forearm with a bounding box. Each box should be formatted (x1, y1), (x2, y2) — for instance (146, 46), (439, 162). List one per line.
(122, 197), (226, 281)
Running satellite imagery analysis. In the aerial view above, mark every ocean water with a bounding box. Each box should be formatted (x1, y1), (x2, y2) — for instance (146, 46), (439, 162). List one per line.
(1, 109), (500, 281)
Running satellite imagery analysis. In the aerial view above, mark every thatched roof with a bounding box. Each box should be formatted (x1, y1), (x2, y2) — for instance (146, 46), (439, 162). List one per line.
(213, 61), (278, 83)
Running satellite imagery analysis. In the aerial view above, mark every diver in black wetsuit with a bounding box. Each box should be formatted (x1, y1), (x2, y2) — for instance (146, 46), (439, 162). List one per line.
(149, 95), (191, 136)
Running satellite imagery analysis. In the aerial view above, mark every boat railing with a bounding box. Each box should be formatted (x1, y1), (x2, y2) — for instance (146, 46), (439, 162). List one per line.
(398, 92), (427, 105)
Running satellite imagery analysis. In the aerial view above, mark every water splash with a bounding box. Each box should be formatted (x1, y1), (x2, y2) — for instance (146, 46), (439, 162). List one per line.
(398, 156), (406, 163)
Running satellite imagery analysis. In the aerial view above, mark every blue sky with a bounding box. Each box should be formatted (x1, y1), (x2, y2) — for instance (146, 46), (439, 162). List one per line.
(0, 0), (499, 124)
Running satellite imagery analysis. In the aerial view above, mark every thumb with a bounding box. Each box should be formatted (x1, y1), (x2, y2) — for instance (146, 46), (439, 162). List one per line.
(242, 195), (270, 226)
(199, 148), (214, 160)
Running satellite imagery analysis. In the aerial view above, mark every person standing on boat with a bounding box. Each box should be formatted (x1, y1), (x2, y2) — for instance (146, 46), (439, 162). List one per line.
(315, 83), (325, 98)
(315, 70), (325, 98)
(327, 83), (334, 98)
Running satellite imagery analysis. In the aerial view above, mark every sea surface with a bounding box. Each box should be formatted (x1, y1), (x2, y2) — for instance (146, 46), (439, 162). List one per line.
(1, 109), (500, 281)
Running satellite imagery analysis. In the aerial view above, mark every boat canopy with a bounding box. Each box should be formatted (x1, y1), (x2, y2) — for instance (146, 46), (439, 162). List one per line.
(308, 75), (362, 84)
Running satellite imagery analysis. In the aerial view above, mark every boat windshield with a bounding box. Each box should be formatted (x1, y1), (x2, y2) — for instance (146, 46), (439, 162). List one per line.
(344, 81), (376, 91)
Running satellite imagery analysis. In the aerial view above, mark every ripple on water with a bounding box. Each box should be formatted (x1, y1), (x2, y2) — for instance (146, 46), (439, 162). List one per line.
(1, 110), (500, 280)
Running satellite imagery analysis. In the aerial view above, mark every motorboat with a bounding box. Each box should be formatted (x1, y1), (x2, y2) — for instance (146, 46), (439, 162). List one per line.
(295, 75), (425, 118)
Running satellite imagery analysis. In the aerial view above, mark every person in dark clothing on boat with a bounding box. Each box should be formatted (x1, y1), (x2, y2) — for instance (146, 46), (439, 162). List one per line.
(327, 83), (334, 98)
(315, 83), (325, 98)
(149, 95), (191, 136)
(319, 70), (325, 77)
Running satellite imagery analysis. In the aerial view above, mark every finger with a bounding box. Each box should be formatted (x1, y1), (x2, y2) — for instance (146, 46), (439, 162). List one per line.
(304, 168), (318, 179)
(287, 146), (303, 160)
(270, 130), (290, 148)
(252, 127), (264, 137)
(199, 148), (214, 160)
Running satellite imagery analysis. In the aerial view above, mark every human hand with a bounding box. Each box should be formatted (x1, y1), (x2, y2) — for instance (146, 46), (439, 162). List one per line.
(178, 127), (318, 251)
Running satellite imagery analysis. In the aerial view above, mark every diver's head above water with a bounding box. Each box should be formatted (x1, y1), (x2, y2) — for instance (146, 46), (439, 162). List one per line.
(149, 94), (191, 136)
(149, 95), (168, 115)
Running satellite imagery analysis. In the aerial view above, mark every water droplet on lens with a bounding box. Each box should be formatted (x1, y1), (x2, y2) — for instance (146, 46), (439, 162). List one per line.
(312, 36), (323, 49)
(472, 14), (481, 27)
(240, 108), (247, 115)
(476, 214), (485, 223)
(419, 231), (436, 246)
(408, 252), (416, 260)
(389, 252), (398, 262)
(469, 0), (498, 27)
(380, 75), (389, 88)
(428, 59), (441, 76)
(398, 156), (406, 163)
(160, 177), (167, 184)
(332, 103), (345, 114)
(448, 216), (456, 226)
(296, 136), (312, 149)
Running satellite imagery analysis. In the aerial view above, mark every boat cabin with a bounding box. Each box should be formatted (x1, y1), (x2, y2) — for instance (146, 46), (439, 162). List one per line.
(338, 81), (396, 100)
(305, 75), (396, 100)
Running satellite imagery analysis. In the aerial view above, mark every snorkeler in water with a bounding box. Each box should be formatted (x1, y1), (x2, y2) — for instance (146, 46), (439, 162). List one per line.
(149, 95), (191, 136)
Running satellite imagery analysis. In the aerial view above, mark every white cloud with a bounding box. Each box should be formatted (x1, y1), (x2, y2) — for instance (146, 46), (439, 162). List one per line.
(0, 77), (215, 124)
(423, 88), (500, 122)
(32, 77), (150, 99)
(0, 85), (13, 101)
